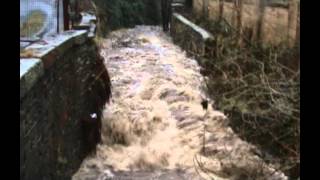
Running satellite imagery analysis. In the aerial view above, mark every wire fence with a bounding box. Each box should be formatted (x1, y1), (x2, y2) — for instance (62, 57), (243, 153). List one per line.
(20, 0), (84, 40)
(185, 1), (300, 178)
(193, 0), (300, 46)
(20, 0), (60, 39)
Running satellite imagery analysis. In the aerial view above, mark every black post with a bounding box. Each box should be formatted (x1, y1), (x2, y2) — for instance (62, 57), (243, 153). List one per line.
(186, 0), (193, 9)
(161, 0), (172, 32)
(57, 0), (60, 33)
(63, 0), (70, 30)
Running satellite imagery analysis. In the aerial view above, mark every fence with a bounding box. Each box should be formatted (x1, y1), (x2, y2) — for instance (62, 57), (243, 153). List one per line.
(20, 0), (84, 40)
(192, 0), (300, 46)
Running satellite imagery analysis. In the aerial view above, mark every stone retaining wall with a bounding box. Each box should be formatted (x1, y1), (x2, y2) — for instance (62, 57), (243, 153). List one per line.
(170, 13), (214, 60)
(20, 19), (111, 180)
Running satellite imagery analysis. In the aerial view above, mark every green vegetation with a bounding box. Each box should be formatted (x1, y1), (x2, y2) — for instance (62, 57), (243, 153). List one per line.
(91, 0), (161, 36)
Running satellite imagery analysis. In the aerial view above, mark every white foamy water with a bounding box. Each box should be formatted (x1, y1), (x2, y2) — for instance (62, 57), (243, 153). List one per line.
(73, 26), (287, 180)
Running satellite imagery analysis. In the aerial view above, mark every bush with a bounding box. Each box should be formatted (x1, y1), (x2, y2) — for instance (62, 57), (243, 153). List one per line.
(190, 16), (300, 178)
(92, 0), (161, 36)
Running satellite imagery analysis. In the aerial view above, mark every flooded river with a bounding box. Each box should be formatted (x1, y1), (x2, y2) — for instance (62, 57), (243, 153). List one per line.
(73, 26), (287, 180)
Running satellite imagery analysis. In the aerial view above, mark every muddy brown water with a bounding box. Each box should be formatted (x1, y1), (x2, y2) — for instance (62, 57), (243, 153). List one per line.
(73, 26), (287, 180)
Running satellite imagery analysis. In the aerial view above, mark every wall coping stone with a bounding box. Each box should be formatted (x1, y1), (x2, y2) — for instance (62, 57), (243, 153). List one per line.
(73, 12), (97, 38)
(20, 30), (88, 99)
(172, 13), (213, 41)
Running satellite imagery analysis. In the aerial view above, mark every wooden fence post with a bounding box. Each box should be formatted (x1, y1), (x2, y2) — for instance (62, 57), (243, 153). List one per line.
(295, 1), (300, 48)
(219, 0), (224, 22)
(203, 0), (209, 18)
(235, 0), (243, 46)
(255, 0), (266, 44)
(288, 0), (298, 47)
(63, 0), (70, 31)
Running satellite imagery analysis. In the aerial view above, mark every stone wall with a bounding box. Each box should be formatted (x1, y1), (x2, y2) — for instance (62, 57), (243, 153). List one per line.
(20, 28), (111, 179)
(170, 13), (214, 60)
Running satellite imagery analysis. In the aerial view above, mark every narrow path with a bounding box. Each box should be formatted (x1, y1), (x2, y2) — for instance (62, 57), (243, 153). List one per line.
(73, 26), (287, 180)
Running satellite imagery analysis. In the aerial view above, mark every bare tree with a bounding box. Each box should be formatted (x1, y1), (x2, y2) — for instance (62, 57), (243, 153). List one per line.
(90, 0), (161, 37)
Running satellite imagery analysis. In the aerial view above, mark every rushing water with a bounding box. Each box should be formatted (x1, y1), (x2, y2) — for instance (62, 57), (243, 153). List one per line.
(73, 26), (287, 180)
